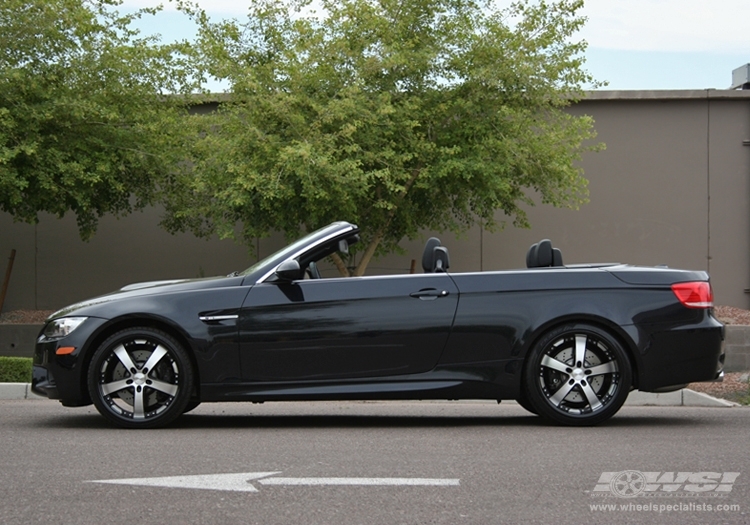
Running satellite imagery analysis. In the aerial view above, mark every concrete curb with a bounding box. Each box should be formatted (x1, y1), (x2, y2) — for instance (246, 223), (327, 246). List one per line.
(624, 389), (739, 407)
(0, 383), (739, 406)
(0, 383), (47, 400)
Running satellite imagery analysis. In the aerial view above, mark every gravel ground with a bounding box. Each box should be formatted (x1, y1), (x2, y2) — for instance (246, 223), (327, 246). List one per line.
(688, 372), (749, 404)
(2, 307), (748, 402)
(714, 305), (750, 325)
(0, 309), (54, 324)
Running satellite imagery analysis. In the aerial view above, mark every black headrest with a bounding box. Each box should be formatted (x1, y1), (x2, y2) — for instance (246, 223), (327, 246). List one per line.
(552, 248), (563, 267)
(433, 246), (450, 273)
(536, 239), (553, 267)
(422, 237), (441, 273)
(526, 239), (563, 268)
(526, 242), (538, 268)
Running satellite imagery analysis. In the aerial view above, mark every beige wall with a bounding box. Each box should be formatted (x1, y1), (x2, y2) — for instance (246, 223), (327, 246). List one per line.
(371, 91), (750, 309)
(2, 90), (749, 311)
(0, 210), (254, 310)
(707, 97), (750, 308)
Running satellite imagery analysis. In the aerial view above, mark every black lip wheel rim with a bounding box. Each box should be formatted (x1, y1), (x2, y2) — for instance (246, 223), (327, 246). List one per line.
(538, 332), (620, 415)
(98, 338), (180, 420)
(89, 328), (192, 428)
(525, 324), (631, 426)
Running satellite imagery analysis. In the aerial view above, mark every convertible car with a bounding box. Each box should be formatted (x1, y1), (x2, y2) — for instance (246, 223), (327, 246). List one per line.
(32, 221), (725, 428)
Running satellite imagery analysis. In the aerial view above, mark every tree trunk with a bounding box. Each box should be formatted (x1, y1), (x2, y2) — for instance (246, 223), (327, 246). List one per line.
(330, 252), (350, 277)
(353, 231), (384, 276)
(352, 167), (423, 276)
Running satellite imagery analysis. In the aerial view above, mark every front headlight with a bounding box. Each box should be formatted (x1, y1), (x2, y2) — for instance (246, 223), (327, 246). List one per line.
(41, 317), (88, 340)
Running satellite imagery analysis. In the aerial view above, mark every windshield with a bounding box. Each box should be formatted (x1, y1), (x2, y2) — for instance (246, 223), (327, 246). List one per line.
(239, 223), (353, 276)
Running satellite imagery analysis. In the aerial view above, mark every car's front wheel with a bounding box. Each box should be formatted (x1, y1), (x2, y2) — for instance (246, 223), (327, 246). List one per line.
(87, 327), (194, 429)
(523, 323), (632, 426)
(515, 394), (538, 415)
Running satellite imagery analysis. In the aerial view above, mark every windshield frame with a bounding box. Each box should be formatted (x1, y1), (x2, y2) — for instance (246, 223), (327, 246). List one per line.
(239, 222), (357, 284)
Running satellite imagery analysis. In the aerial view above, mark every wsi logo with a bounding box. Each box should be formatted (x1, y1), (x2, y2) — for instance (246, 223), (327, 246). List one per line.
(593, 471), (740, 498)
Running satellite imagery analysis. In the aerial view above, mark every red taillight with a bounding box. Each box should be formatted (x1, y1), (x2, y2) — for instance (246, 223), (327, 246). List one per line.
(671, 282), (713, 308)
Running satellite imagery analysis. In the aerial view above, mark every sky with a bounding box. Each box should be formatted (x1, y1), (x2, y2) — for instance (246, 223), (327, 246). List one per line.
(121, 0), (750, 91)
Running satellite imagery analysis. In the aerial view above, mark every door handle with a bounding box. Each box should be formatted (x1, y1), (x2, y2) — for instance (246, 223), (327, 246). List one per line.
(410, 289), (450, 300)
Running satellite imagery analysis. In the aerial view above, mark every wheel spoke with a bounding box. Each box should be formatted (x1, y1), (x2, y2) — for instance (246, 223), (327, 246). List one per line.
(132, 388), (146, 419)
(149, 379), (178, 397)
(90, 328), (195, 428)
(540, 355), (571, 375)
(581, 382), (603, 411)
(113, 345), (138, 371)
(142, 344), (169, 373)
(528, 325), (631, 424)
(100, 379), (132, 396)
(574, 335), (587, 367)
(588, 361), (617, 376)
(548, 382), (575, 406)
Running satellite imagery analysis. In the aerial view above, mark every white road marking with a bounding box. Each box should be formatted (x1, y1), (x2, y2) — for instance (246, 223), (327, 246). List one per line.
(88, 472), (460, 492)
(259, 477), (460, 486)
(88, 472), (281, 492)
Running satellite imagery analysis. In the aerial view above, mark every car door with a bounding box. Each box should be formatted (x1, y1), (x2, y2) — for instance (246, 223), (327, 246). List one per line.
(238, 273), (459, 381)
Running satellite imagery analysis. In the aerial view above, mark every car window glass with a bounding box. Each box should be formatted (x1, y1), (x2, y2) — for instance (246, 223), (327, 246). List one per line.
(240, 225), (343, 276)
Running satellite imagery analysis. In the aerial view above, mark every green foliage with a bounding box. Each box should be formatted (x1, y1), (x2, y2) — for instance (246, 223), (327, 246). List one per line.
(165, 0), (601, 274)
(0, 357), (32, 383)
(0, 0), (198, 239)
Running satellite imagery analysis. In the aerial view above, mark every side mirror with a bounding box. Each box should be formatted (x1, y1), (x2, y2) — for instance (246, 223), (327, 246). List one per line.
(338, 239), (349, 255)
(275, 259), (302, 281)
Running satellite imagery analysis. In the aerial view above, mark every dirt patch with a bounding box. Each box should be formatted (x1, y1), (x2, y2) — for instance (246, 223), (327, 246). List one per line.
(689, 372), (749, 404)
(714, 305), (750, 326)
(0, 310), (55, 324)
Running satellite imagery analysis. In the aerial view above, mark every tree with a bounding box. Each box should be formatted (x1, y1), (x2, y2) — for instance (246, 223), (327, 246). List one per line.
(0, 0), (197, 239)
(165, 0), (600, 275)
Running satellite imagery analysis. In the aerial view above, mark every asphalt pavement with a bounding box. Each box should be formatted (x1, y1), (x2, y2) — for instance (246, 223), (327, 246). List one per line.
(1, 399), (748, 525)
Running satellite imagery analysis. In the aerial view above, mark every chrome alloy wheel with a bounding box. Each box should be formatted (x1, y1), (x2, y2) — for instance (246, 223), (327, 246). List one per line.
(524, 324), (631, 426)
(539, 333), (619, 413)
(88, 328), (193, 428)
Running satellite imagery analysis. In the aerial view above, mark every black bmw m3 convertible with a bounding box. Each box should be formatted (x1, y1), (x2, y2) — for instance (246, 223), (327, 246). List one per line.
(32, 221), (724, 428)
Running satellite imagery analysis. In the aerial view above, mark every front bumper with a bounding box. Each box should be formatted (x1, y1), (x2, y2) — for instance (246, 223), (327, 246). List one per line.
(31, 316), (108, 405)
(32, 364), (59, 399)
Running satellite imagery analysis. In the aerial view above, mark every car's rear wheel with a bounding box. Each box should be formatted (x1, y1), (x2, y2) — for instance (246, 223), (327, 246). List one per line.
(182, 401), (201, 414)
(523, 323), (632, 426)
(87, 327), (194, 429)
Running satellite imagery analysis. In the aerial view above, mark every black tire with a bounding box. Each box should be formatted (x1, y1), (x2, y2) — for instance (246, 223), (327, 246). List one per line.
(87, 327), (194, 429)
(522, 323), (632, 426)
(515, 395), (538, 415)
(182, 401), (201, 414)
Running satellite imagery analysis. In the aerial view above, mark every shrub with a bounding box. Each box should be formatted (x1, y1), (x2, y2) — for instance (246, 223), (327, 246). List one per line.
(0, 357), (32, 382)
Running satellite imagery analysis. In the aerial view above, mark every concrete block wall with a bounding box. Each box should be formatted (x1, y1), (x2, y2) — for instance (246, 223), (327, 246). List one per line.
(723, 326), (750, 372)
(0, 325), (40, 358)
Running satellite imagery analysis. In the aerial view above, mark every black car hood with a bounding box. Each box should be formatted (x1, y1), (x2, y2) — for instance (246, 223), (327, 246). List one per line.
(48, 275), (247, 320)
(119, 279), (189, 291)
